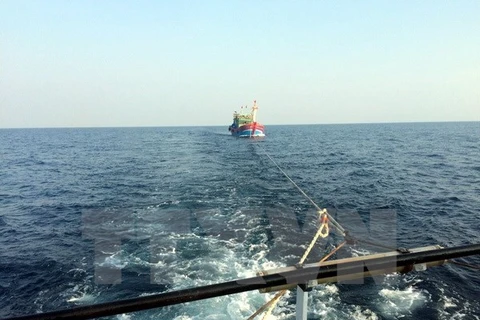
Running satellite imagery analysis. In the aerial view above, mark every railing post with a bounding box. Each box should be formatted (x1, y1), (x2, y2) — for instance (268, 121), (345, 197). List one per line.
(296, 284), (309, 320)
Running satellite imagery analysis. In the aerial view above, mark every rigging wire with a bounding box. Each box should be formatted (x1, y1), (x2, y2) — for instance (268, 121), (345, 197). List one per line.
(255, 142), (346, 235)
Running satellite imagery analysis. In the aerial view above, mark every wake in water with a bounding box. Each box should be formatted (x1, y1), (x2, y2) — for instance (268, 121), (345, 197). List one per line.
(1, 123), (479, 319)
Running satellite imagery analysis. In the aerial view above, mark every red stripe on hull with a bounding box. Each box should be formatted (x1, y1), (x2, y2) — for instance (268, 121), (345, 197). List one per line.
(238, 123), (265, 131)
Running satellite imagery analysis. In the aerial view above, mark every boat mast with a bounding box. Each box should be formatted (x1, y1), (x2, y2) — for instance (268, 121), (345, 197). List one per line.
(252, 100), (258, 123)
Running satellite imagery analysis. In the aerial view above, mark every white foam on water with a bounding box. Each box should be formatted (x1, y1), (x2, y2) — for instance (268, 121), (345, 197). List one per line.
(443, 296), (457, 309)
(98, 251), (129, 269)
(63, 264), (98, 306)
(349, 306), (379, 320)
(349, 247), (373, 257)
(310, 286), (342, 319)
(67, 207), (480, 320)
(309, 284), (381, 320)
(66, 292), (97, 304)
(436, 284), (480, 320)
(85, 212), (363, 319)
(138, 221), (298, 319)
(378, 285), (428, 318)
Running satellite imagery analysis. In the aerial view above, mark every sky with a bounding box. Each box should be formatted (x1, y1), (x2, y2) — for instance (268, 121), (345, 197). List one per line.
(0, 1), (479, 128)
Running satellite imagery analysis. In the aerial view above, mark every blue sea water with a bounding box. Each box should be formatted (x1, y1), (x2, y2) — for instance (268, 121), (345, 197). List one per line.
(0, 122), (479, 320)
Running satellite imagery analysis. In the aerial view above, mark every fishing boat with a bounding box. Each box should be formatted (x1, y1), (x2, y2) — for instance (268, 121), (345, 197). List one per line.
(228, 100), (265, 137)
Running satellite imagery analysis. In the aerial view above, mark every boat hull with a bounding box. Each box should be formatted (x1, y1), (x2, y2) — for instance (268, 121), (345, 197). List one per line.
(230, 123), (265, 138)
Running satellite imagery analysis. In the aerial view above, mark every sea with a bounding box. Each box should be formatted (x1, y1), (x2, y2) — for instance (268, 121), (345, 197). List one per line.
(0, 122), (479, 320)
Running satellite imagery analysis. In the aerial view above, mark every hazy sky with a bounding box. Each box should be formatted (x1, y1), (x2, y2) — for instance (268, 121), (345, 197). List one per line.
(1, 1), (479, 128)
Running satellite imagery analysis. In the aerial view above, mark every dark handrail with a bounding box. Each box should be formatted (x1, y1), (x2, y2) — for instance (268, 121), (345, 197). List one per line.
(5, 243), (480, 320)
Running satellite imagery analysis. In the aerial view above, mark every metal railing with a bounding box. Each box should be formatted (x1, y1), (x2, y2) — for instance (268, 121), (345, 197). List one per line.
(4, 243), (480, 320)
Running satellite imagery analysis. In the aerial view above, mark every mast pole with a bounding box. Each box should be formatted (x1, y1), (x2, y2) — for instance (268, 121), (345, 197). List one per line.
(252, 100), (258, 123)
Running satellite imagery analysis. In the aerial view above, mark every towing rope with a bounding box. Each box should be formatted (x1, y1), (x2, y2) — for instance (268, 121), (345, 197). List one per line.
(299, 210), (330, 264)
(256, 143), (346, 235)
(317, 240), (347, 263)
(246, 144), (349, 319)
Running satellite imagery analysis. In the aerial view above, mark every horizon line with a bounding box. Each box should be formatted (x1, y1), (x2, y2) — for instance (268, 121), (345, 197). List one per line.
(0, 120), (478, 130)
